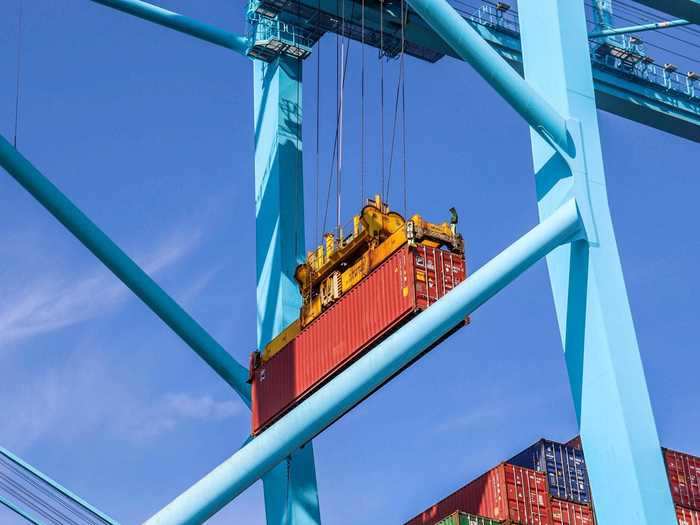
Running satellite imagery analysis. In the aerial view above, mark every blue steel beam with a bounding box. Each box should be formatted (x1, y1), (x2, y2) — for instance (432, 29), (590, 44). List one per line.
(0, 135), (251, 405)
(405, 0), (572, 154)
(465, 19), (700, 143)
(633, 0), (700, 24)
(269, 0), (700, 142)
(89, 0), (250, 55)
(519, 0), (677, 523)
(589, 18), (691, 37)
(145, 199), (582, 525)
(0, 446), (119, 525)
(253, 56), (322, 525)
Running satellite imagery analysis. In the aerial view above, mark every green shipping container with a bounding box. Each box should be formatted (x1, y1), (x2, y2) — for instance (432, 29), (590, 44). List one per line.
(436, 511), (501, 525)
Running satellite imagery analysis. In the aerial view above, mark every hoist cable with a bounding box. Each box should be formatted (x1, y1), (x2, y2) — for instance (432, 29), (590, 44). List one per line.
(361, 0), (366, 205)
(401, 0), (408, 216)
(387, 0), (409, 213)
(315, 0), (321, 242)
(380, 3), (386, 203)
(337, 0), (346, 235)
(321, 20), (354, 235)
(297, 2), (303, 256)
(14, 0), (24, 149)
(386, 73), (403, 201)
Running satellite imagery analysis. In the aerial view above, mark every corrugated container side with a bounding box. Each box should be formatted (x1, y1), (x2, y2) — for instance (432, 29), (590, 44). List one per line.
(252, 245), (466, 434)
(677, 505), (700, 525)
(549, 498), (595, 525)
(509, 440), (590, 504)
(665, 448), (700, 511)
(435, 510), (501, 525)
(566, 437), (582, 450)
(405, 464), (551, 525)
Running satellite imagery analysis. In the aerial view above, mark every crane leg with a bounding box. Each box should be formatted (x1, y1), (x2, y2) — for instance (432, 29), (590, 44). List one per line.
(518, 1), (677, 523)
(254, 56), (322, 525)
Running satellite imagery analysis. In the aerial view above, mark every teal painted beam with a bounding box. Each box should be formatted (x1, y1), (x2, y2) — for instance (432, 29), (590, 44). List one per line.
(589, 18), (690, 38)
(0, 135), (251, 405)
(405, 0), (572, 154)
(274, 0), (700, 141)
(0, 446), (118, 525)
(144, 199), (582, 525)
(466, 20), (700, 142)
(633, 0), (700, 25)
(253, 56), (322, 525)
(519, 0), (677, 523)
(90, 0), (250, 55)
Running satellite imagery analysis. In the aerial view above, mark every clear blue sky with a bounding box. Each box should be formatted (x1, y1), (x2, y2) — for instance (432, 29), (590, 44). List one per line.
(0, 1), (697, 524)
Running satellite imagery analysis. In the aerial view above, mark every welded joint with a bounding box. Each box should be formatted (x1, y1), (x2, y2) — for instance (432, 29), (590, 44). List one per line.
(540, 118), (599, 245)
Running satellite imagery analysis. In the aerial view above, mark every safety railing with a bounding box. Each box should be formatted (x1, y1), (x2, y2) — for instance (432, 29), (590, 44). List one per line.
(453, 1), (700, 101)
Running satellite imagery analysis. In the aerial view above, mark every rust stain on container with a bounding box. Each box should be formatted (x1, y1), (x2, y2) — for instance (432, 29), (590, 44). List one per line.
(251, 244), (467, 435)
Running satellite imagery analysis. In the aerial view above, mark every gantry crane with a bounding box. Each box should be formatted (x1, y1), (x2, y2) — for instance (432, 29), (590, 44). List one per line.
(0, 0), (698, 524)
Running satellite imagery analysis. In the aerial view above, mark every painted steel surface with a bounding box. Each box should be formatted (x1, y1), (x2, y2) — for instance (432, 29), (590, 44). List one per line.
(253, 54), (321, 525)
(405, 0), (570, 154)
(436, 511), (501, 525)
(406, 463), (551, 525)
(549, 499), (595, 525)
(252, 245), (467, 434)
(509, 439), (590, 504)
(266, 0), (700, 142)
(145, 200), (581, 525)
(0, 135), (251, 406)
(665, 449), (700, 511)
(589, 18), (690, 38)
(633, 0), (700, 25)
(677, 505), (700, 525)
(518, 0), (677, 523)
(89, 0), (250, 54)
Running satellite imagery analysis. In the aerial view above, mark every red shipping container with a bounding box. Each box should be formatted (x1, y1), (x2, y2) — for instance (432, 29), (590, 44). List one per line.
(677, 505), (700, 525)
(251, 244), (467, 434)
(405, 463), (552, 525)
(550, 498), (595, 525)
(566, 436), (582, 450)
(665, 448), (700, 511)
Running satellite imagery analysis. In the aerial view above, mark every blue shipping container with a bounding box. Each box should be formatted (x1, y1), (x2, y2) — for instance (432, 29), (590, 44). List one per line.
(508, 439), (591, 504)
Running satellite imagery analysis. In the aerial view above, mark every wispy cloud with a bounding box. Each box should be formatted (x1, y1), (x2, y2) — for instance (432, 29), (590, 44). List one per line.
(0, 350), (243, 451)
(0, 228), (202, 346)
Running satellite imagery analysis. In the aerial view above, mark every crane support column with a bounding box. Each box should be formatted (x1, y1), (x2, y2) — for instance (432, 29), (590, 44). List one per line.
(253, 56), (321, 525)
(518, 1), (677, 523)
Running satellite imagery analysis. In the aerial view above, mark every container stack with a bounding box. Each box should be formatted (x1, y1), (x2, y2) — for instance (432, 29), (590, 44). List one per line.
(406, 438), (700, 525)
(436, 511), (502, 525)
(405, 438), (593, 525)
(509, 439), (594, 525)
(566, 438), (700, 524)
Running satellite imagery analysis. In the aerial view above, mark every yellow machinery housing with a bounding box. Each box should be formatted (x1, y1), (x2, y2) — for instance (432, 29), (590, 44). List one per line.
(260, 196), (464, 362)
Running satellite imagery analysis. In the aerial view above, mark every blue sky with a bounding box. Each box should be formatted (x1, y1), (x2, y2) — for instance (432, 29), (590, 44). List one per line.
(0, 1), (698, 524)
